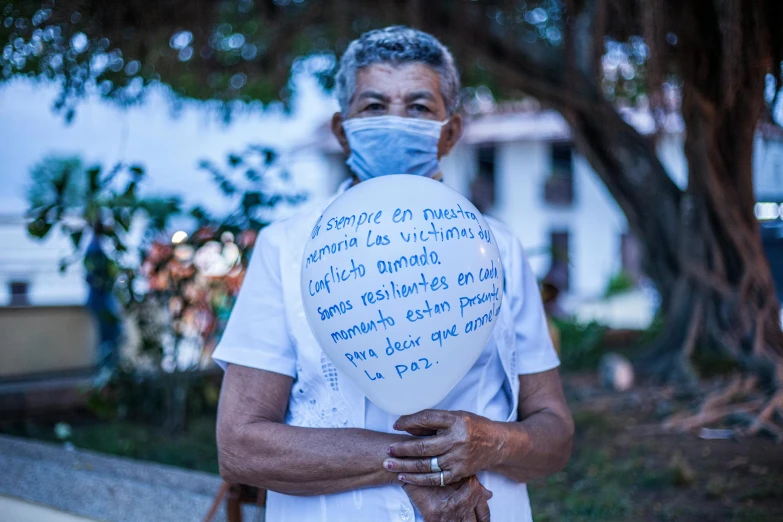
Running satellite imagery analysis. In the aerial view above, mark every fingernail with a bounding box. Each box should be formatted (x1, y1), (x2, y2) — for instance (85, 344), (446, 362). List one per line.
(398, 474), (406, 482)
(387, 446), (394, 456)
(384, 459), (393, 470)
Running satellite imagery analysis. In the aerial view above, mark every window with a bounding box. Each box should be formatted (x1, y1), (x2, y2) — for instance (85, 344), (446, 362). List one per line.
(621, 233), (643, 284)
(546, 230), (570, 292)
(470, 145), (496, 213)
(544, 142), (574, 205)
(762, 229), (783, 302)
(9, 281), (30, 306)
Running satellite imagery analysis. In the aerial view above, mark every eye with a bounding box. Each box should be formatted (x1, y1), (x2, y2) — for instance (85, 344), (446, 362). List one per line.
(411, 104), (431, 113)
(364, 103), (384, 112)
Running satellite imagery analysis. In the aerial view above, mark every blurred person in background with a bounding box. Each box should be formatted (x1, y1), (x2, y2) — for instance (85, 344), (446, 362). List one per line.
(213, 26), (573, 522)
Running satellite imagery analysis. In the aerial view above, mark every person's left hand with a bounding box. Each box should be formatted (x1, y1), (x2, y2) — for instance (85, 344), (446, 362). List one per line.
(384, 410), (506, 486)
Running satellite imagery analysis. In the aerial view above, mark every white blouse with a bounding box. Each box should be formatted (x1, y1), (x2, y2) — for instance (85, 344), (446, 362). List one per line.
(213, 181), (560, 522)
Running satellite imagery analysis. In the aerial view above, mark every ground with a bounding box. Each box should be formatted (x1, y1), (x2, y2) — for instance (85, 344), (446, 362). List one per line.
(528, 374), (783, 522)
(2, 373), (782, 521)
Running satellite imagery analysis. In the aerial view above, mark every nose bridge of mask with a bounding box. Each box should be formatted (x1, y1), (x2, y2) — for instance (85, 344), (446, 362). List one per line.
(343, 115), (447, 139)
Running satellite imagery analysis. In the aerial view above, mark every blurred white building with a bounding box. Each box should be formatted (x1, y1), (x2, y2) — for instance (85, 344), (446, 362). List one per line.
(0, 214), (87, 306)
(3, 106), (783, 330)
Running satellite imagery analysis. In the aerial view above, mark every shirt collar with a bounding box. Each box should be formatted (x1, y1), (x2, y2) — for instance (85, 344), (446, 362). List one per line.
(336, 177), (354, 195)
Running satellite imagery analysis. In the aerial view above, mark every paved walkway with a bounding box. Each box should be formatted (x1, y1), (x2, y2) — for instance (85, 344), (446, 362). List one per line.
(0, 495), (97, 521)
(0, 434), (260, 521)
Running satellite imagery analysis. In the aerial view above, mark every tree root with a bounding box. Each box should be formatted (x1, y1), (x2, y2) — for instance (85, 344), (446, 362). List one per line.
(663, 375), (783, 443)
(743, 389), (783, 440)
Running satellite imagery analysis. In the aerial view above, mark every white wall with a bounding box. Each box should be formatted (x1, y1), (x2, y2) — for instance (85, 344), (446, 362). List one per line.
(483, 141), (625, 298)
(754, 137), (783, 199)
(439, 138), (627, 298)
(570, 154), (628, 297)
(494, 140), (551, 266)
(0, 218), (87, 306)
(440, 143), (476, 199)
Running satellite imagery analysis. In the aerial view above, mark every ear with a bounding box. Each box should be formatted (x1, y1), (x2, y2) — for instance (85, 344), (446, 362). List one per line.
(437, 113), (464, 160)
(331, 112), (351, 156)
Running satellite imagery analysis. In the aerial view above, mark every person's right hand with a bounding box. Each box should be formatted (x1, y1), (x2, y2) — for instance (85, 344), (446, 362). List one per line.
(402, 475), (491, 522)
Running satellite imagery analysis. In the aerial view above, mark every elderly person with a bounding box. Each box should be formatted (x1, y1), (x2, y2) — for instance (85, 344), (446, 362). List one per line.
(214, 26), (573, 522)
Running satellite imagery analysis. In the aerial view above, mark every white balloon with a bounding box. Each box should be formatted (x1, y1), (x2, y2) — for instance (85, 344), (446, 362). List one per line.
(301, 175), (503, 415)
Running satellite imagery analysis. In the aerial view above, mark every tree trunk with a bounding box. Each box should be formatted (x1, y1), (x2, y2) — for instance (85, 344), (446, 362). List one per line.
(635, 0), (783, 383)
(639, 47), (783, 384)
(437, 0), (783, 386)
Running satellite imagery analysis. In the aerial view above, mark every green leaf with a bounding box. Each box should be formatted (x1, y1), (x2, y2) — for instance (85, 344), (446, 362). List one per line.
(190, 206), (209, 221)
(262, 194), (282, 208)
(219, 179), (237, 196)
(70, 229), (84, 249)
(139, 197), (181, 230)
(28, 219), (53, 239)
(87, 166), (102, 194)
(263, 149), (277, 165)
(286, 193), (308, 205)
(248, 146), (278, 165)
(120, 181), (137, 204)
(242, 191), (262, 213)
(27, 204), (55, 223)
(129, 165), (144, 179)
(115, 209), (131, 232)
(53, 171), (69, 196)
(103, 227), (128, 253)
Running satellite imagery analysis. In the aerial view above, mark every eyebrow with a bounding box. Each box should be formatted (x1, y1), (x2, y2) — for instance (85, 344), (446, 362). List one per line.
(356, 90), (391, 103)
(404, 91), (437, 103)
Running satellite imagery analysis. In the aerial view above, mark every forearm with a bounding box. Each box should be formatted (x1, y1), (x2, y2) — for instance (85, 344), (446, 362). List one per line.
(383, 371), (573, 488)
(489, 409), (574, 483)
(218, 421), (409, 496)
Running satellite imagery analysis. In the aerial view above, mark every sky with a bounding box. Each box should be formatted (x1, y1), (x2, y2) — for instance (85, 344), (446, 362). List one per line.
(0, 70), (340, 217)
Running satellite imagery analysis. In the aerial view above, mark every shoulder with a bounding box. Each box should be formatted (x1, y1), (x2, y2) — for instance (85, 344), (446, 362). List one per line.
(258, 199), (331, 249)
(484, 216), (514, 244)
(484, 215), (525, 267)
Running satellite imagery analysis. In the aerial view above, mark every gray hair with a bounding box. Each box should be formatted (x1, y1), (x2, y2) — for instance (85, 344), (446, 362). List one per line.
(334, 26), (460, 116)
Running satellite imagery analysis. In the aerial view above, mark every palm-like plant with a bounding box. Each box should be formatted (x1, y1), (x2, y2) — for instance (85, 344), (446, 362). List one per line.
(26, 157), (180, 368)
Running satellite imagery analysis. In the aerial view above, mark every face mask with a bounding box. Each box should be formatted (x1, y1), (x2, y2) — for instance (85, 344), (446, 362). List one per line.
(342, 115), (447, 181)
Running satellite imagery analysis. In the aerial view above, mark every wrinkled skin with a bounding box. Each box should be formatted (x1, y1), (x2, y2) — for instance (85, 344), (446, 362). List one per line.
(331, 62), (463, 162)
(385, 410), (503, 486)
(404, 476), (492, 522)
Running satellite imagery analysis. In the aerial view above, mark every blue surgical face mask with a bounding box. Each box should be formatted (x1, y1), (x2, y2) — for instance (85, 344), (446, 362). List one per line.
(342, 115), (447, 181)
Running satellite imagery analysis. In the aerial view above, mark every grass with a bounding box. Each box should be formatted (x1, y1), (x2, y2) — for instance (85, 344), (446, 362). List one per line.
(4, 371), (783, 522)
(530, 410), (640, 521)
(555, 320), (609, 371)
(528, 376), (783, 522)
(1, 414), (219, 474)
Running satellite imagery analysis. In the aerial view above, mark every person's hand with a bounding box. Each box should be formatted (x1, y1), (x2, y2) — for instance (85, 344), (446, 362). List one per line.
(402, 475), (492, 522)
(385, 410), (506, 486)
